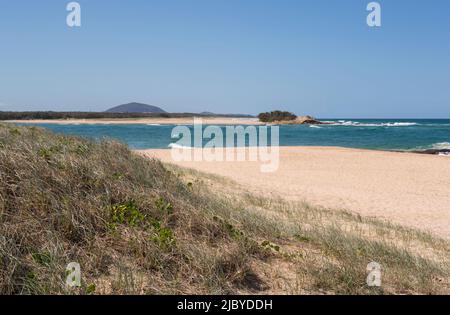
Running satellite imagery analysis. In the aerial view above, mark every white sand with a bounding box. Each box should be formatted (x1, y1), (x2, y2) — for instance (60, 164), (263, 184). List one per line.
(137, 147), (450, 239)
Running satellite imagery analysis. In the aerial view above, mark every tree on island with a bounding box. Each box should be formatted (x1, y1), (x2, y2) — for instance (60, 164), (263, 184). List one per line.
(257, 110), (297, 123)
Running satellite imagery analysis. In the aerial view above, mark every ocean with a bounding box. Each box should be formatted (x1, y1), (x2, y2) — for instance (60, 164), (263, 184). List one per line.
(20, 119), (450, 153)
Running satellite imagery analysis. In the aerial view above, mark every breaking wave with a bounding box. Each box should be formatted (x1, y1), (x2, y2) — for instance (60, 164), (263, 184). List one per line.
(428, 142), (450, 150)
(168, 143), (192, 149)
(326, 120), (418, 127)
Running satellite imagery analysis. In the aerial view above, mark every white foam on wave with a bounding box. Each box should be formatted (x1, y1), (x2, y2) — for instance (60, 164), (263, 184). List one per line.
(429, 142), (450, 150)
(168, 143), (192, 149)
(382, 122), (418, 127)
(147, 123), (162, 126)
(328, 120), (418, 127)
(309, 125), (322, 129)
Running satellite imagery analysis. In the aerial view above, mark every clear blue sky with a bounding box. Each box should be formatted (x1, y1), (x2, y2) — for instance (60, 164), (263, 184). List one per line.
(0, 0), (449, 117)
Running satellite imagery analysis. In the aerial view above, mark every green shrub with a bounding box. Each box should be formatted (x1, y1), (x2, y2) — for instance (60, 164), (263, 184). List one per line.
(110, 201), (145, 227)
(155, 197), (173, 214)
(258, 110), (297, 123)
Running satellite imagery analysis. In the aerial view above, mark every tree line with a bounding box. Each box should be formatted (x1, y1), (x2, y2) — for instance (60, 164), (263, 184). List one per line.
(0, 112), (252, 120)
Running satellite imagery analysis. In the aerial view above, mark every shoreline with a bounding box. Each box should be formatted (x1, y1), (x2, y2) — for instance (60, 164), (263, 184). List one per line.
(151, 145), (450, 156)
(136, 146), (450, 239)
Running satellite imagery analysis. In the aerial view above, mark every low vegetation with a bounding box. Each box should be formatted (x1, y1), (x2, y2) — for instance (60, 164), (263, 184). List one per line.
(258, 111), (297, 123)
(0, 123), (449, 294)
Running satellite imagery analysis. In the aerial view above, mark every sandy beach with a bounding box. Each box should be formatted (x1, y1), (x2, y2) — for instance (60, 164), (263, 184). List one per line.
(137, 146), (450, 239)
(5, 117), (261, 125)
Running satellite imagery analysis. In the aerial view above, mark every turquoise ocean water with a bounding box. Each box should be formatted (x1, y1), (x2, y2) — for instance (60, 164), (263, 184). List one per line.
(20, 119), (450, 152)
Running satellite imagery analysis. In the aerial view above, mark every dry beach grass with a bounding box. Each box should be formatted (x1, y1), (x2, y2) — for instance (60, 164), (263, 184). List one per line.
(0, 124), (449, 294)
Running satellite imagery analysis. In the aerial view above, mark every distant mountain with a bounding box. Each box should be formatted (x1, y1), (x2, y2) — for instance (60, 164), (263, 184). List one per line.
(106, 102), (166, 113)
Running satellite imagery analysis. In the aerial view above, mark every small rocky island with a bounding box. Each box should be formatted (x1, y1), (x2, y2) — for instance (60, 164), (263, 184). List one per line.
(258, 111), (326, 125)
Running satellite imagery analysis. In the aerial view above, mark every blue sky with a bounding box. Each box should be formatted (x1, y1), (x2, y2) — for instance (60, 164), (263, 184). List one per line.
(0, 0), (449, 117)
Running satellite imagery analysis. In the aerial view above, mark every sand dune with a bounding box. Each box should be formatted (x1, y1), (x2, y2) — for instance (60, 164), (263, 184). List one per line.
(137, 146), (450, 239)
